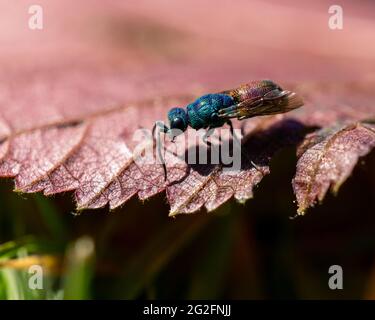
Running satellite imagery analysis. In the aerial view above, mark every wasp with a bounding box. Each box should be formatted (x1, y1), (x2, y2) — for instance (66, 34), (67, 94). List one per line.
(153, 80), (303, 180)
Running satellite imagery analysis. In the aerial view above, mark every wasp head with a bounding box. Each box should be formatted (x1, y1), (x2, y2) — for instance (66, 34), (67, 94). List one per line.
(167, 107), (188, 139)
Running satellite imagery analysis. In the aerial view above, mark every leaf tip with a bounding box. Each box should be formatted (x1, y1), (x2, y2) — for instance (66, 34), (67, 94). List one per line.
(73, 204), (86, 216)
(168, 210), (179, 218)
(296, 200), (309, 216)
(13, 187), (24, 194)
(237, 197), (251, 205)
(331, 181), (343, 196)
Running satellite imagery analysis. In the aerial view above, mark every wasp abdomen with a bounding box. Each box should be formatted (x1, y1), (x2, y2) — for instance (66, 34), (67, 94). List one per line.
(228, 80), (281, 102)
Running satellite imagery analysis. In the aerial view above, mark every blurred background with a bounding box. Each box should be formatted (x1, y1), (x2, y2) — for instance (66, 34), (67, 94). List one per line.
(0, 0), (375, 299)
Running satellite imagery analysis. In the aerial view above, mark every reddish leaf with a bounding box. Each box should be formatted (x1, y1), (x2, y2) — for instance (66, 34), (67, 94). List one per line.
(293, 121), (375, 214)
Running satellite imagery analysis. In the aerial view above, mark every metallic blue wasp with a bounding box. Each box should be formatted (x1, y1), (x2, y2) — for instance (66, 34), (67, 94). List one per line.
(153, 80), (303, 180)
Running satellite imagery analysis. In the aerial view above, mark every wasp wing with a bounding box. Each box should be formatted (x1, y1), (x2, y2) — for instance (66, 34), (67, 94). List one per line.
(218, 90), (303, 120)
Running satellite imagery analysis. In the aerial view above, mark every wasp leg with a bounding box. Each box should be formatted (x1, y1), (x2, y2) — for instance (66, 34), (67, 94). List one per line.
(152, 121), (168, 181)
(226, 120), (263, 174)
(226, 120), (241, 146)
(202, 127), (215, 146)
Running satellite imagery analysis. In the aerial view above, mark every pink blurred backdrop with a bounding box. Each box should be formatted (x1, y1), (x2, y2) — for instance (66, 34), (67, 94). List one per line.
(0, 0), (374, 86)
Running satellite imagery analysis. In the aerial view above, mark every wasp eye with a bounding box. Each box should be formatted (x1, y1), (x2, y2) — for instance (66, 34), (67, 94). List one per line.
(171, 117), (184, 130)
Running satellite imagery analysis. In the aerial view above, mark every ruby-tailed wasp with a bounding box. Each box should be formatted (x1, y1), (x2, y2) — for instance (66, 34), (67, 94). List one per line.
(153, 80), (304, 180)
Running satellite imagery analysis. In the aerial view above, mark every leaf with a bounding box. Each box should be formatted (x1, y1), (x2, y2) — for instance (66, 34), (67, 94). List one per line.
(0, 67), (192, 211)
(0, 71), (374, 216)
(293, 121), (375, 214)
